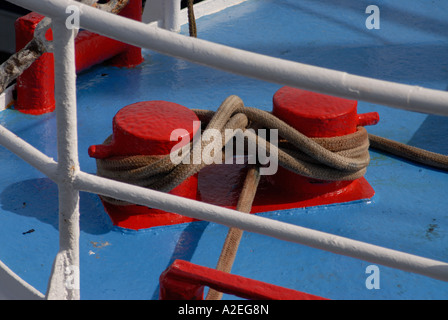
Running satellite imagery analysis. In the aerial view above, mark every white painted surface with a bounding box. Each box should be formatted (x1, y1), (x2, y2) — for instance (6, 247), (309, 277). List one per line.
(2, 0), (448, 300)
(0, 84), (15, 111)
(142, 0), (248, 27)
(0, 260), (44, 300)
(9, 0), (448, 116)
(142, 0), (181, 31)
(163, 0), (181, 31)
(178, 0), (248, 25)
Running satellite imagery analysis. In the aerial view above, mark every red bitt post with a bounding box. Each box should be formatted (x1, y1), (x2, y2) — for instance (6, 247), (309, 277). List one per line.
(88, 101), (201, 230)
(269, 86), (379, 204)
(14, 0), (144, 114)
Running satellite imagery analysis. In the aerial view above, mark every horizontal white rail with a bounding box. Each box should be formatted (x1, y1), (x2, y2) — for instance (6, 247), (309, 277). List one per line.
(3, 0), (448, 299)
(1, 121), (448, 283)
(0, 125), (58, 181)
(8, 0), (448, 116)
(74, 171), (448, 282)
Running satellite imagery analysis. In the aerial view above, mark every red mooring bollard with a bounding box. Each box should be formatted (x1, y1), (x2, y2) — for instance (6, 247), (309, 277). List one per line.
(89, 90), (379, 230)
(270, 86), (379, 201)
(89, 101), (201, 230)
(159, 259), (328, 300)
(14, 0), (143, 114)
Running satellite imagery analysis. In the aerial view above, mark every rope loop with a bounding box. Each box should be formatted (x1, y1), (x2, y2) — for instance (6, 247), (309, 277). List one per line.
(95, 95), (371, 205)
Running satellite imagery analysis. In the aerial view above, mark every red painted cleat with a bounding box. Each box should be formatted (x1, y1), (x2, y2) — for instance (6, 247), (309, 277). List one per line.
(89, 101), (200, 230)
(267, 86), (378, 205)
(90, 90), (378, 231)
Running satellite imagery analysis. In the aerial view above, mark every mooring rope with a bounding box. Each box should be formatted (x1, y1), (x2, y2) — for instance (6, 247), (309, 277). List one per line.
(369, 134), (448, 171)
(95, 95), (371, 205)
(187, 0), (198, 37)
(0, 0), (130, 94)
(94, 95), (448, 297)
(205, 164), (260, 300)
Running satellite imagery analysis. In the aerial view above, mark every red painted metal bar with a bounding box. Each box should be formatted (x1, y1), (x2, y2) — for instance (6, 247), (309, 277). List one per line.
(14, 0), (143, 114)
(159, 259), (328, 300)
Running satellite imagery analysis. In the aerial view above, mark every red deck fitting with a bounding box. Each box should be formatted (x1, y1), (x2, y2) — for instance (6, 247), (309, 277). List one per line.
(14, 0), (143, 114)
(265, 86), (378, 204)
(196, 88), (378, 217)
(89, 101), (201, 229)
(272, 86), (379, 137)
(159, 259), (328, 300)
(90, 88), (378, 230)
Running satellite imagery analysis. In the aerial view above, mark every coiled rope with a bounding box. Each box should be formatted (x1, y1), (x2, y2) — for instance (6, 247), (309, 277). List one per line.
(94, 95), (448, 300)
(96, 1), (448, 299)
(95, 95), (371, 205)
(95, 95), (448, 201)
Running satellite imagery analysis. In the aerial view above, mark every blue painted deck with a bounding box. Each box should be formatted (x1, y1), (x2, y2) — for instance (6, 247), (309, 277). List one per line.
(1, 0), (448, 299)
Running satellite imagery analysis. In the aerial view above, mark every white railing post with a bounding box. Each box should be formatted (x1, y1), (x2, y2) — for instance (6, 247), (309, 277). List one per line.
(142, 0), (181, 31)
(45, 17), (81, 300)
(142, 0), (164, 25)
(164, 0), (181, 32)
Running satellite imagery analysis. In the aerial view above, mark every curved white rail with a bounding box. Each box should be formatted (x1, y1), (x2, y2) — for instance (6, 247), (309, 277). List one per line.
(8, 0), (448, 116)
(2, 0), (448, 299)
(2, 124), (448, 287)
(0, 260), (45, 300)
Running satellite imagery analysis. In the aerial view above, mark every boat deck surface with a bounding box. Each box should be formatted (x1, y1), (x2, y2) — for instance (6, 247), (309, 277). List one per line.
(1, 0), (448, 299)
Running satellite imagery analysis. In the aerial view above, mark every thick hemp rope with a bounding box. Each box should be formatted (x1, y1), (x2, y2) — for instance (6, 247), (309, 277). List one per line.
(0, 0), (131, 94)
(95, 95), (448, 207)
(368, 134), (448, 171)
(95, 95), (371, 205)
(205, 164), (261, 300)
(93, 95), (448, 300)
(187, 0), (198, 37)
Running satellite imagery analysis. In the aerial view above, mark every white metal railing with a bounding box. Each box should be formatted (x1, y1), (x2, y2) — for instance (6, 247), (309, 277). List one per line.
(0, 84), (15, 112)
(142, 0), (248, 30)
(14, 0), (448, 116)
(2, 0), (448, 300)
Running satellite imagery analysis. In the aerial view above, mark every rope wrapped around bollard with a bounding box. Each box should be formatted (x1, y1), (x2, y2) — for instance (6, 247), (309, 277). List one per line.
(94, 95), (371, 205)
(92, 95), (448, 299)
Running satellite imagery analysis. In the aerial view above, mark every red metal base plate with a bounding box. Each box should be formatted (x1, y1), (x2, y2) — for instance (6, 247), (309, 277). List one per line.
(198, 164), (374, 213)
(104, 164), (374, 230)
